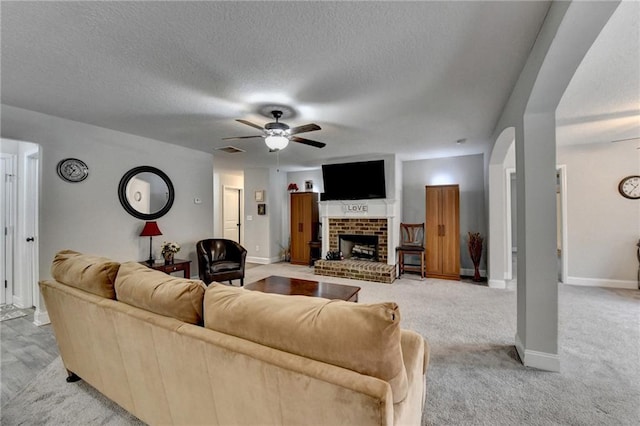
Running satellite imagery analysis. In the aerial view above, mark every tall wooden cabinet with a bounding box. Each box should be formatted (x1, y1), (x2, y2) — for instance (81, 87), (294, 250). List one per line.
(425, 185), (460, 280)
(290, 192), (319, 265)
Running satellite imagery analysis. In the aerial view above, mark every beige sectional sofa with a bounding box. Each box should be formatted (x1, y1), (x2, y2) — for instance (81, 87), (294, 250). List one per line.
(40, 250), (430, 425)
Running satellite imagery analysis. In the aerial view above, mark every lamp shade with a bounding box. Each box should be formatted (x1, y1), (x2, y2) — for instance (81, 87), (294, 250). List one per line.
(265, 135), (289, 151)
(140, 221), (162, 237)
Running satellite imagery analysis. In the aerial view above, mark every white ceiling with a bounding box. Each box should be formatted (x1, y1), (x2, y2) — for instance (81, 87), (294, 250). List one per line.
(1, 1), (638, 171)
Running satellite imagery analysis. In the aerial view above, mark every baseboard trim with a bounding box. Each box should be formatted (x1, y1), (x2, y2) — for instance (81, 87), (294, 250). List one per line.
(488, 279), (506, 289)
(12, 296), (27, 309)
(33, 309), (50, 326)
(515, 333), (560, 372)
(566, 276), (637, 290)
(246, 256), (282, 265)
(460, 268), (486, 277)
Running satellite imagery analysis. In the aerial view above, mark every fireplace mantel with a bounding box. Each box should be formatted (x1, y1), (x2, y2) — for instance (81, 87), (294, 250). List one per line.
(319, 199), (399, 266)
(319, 198), (397, 218)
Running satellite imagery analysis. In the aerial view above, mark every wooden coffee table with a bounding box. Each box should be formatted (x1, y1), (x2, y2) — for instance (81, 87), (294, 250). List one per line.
(245, 276), (361, 302)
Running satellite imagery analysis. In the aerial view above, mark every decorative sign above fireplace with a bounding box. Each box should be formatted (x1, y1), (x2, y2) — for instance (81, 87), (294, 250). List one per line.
(342, 203), (368, 213)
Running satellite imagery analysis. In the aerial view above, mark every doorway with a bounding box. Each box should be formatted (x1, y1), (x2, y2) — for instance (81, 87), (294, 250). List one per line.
(222, 186), (242, 243)
(1, 153), (17, 305)
(556, 165), (568, 284)
(505, 164), (568, 284)
(25, 152), (40, 319)
(0, 139), (41, 323)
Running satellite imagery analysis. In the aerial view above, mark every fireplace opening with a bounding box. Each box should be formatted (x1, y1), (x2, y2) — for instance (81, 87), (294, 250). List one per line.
(339, 234), (379, 262)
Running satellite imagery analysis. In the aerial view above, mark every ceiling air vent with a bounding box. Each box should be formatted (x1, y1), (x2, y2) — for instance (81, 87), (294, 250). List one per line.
(216, 146), (246, 154)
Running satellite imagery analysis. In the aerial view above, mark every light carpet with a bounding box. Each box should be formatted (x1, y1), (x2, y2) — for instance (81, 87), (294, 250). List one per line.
(2, 263), (639, 425)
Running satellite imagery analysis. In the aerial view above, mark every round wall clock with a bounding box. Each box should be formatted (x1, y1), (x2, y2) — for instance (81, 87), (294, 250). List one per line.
(57, 158), (89, 183)
(618, 175), (640, 199)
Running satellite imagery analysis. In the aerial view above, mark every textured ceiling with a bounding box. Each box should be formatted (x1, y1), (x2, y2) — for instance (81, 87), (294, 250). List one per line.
(556, 0), (640, 148)
(1, 1), (638, 171)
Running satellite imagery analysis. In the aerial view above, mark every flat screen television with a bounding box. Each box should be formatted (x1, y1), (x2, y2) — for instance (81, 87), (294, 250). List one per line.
(321, 160), (386, 201)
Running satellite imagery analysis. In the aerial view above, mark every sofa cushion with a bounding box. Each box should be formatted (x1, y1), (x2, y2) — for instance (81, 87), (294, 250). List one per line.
(115, 262), (207, 325)
(51, 250), (120, 299)
(203, 284), (408, 403)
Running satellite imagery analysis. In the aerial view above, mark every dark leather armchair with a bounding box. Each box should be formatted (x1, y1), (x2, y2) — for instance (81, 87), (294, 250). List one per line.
(196, 239), (247, 286)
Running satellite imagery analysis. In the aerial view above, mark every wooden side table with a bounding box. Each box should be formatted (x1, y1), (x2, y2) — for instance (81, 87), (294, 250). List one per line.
(141, 259), (192, 279)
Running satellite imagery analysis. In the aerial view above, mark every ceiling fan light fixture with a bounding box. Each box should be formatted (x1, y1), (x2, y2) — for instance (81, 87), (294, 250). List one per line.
(265, 135), (289, 151)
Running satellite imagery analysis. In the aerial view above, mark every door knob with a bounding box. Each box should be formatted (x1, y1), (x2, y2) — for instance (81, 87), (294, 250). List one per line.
(26, 237), (35, 242)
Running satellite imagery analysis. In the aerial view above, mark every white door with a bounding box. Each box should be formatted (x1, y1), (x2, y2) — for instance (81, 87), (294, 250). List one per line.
(0, 154), (16, 305)
(25, 153), (39, 310)
(223, 187), (241, 243)
(556, 166), (568, 284)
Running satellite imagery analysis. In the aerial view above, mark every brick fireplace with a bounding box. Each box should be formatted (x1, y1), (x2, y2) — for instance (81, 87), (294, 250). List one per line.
(327, 218), (388, 262)
(314, 198), (400, 283)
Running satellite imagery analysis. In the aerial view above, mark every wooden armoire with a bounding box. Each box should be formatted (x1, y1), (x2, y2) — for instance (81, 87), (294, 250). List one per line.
(290, 192), (319, 265)
(425, 185), (460, 280)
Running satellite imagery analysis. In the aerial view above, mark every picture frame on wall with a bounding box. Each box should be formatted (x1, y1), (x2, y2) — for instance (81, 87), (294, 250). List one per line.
(255, 190), (264, 202)
(257, 203), (266, 215)
(305, 180), (313, 191)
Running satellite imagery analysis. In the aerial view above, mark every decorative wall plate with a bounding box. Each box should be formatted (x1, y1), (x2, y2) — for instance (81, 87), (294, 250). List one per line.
(57, 158), (89, 183)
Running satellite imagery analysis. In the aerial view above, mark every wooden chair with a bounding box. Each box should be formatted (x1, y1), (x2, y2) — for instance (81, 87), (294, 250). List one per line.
(396, 223), (426, 278)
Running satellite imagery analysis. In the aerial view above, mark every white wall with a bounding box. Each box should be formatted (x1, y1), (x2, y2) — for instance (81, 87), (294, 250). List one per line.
(402, 154), (486, 272)
(558, 140), (639, 287)
(1, 104), (214, 280)
(269, 168), (287, 262)
(286, 169), (324, 195)
(244, 168), (280, 263)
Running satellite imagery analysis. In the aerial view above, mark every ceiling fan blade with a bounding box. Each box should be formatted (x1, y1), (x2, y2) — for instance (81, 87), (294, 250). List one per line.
(289, 123), (321, 135)
(221, 135), (263, 140)
(290, 136), (326, 148)
(236, 119), (264, 131)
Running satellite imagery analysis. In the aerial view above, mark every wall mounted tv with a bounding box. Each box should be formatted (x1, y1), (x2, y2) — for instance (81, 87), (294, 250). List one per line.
(321, 160), (386, 201)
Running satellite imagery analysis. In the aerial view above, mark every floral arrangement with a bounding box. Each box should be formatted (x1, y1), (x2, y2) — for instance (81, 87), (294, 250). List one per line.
(287, 183), (299, 192)
(161, 241), (181, 255)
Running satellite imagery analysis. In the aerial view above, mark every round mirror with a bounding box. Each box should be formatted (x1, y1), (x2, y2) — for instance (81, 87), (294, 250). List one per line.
(118, 166), (175, 220)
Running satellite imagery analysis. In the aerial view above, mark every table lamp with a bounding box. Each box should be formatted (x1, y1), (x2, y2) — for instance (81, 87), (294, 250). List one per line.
(140, 221), (162, 265)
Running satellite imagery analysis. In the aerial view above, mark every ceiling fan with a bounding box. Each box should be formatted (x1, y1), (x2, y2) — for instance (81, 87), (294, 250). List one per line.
(223, 110), (326, 151)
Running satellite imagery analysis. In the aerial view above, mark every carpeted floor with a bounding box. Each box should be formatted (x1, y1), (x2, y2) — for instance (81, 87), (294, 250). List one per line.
(2, 262), (639, 425)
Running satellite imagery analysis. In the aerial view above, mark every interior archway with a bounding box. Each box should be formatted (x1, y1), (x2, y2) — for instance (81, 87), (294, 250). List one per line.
(487, 127), (515, 288)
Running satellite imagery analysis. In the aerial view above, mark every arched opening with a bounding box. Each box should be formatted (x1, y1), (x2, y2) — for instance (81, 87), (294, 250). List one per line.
(487, 127), (515, 288)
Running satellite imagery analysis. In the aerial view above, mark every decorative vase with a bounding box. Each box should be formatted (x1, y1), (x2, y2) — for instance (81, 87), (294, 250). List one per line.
(467, 232), (484, 282)
(163, 252), (174, 265)
(473, 265), (481, 282)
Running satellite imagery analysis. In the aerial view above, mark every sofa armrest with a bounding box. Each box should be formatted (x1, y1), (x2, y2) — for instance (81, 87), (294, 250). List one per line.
(400, 329), (429, 376)
(393, 330), (429, 425)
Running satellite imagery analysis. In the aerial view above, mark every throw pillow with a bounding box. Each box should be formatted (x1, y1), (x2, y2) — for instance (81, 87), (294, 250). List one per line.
(115, 261), (206, 325)
(51, 249), (120, 299)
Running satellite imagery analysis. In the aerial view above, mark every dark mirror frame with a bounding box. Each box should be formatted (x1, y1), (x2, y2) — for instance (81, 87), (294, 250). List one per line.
(118, 166), (175, 220)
